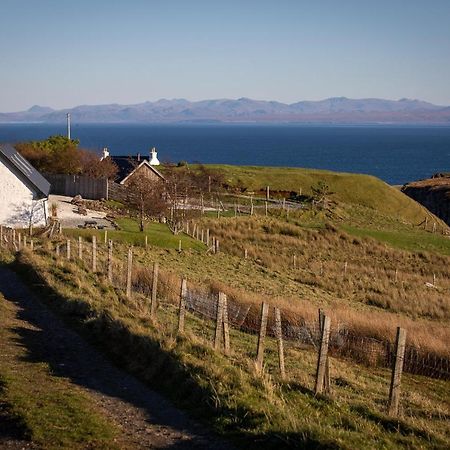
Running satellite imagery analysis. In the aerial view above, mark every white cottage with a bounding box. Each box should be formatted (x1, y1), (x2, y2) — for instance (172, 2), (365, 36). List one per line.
(0, 143), (50, 228)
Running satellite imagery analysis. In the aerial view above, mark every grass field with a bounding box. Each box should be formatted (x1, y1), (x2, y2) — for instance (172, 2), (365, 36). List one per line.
(3, 247), (448, 449)
(63, 218), (205, 250)
(166, 164), (444, 226)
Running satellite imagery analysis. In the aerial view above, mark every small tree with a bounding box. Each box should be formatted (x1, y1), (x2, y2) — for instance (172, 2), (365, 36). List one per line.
(126, 173), (167, 232)
(311, 181), (332, 209)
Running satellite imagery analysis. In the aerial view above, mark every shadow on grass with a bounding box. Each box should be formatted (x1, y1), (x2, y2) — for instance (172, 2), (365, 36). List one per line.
(0, 379), (31, 444)
(0, 255), (333, 450)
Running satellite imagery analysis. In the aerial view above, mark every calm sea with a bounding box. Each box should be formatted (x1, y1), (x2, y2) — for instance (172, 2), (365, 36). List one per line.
(0, 123), (449, 185)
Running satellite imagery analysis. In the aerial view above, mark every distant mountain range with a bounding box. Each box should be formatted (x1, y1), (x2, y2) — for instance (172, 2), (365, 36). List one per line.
(1, 97), (450, 124)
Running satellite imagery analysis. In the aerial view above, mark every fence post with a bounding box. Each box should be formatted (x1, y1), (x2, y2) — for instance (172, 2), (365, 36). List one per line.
(145, 235), (148, 248)
(78, 236), (83, 260)
(255, 302), (269, 373)
(30, 239), (34, 252)
(214, 294), (225, 350)
(206, 229), (210, 247)
(126, 247), (133, 298)
(388, 327), (407, 417)
(107, 240), (113, 283)
(92, 235), (97, 272)
(177, 278), (188, 333)
(66, 239), (71, 260)
(221, 293), (230, 355)
(178, 239), (182, 252)
(265, 201), (268, 216)
(266, 185), (270, 200)
(274, 307), (286, 380)
(56, 243), (60, 258)
(318, 309), (331, 393)
(215, 239), (219, 254)
(104, 230), (108, 244)
(150, 262), (159, 317)
(315, 315), (331, 395)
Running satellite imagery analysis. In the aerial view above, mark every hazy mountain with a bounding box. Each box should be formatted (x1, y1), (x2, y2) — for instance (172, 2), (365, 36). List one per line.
(1, 97), (449, 124)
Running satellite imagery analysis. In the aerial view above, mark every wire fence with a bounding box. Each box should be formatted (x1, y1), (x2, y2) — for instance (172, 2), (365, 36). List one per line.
(1, 230), (449, 384)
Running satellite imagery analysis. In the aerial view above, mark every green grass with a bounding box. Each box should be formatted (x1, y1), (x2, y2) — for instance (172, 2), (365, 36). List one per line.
(64, 218), (205, 250)
(6, 248), (449, 449)
(171, 164), (442, 226)
(0, 296), (120, 449)
(342, 225), (450, 256)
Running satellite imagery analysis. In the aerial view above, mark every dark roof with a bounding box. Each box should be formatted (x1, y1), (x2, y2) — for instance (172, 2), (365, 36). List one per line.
(110, 156), (164, 183)
(0, 143), (50, 197)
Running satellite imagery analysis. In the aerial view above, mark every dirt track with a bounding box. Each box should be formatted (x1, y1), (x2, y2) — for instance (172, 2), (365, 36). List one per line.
(0, 266), (232, 449)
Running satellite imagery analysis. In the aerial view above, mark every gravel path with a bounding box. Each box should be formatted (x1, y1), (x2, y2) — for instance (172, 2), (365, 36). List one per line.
(0, 266), (232, 449)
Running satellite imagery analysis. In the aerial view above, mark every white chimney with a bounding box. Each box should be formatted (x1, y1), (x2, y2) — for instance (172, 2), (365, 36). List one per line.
(149, 147), (160, 166)
(101, 147), (110, 160)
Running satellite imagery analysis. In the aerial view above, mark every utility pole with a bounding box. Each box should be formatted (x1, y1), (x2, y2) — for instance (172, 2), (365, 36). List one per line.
(67, 113), (71, 140)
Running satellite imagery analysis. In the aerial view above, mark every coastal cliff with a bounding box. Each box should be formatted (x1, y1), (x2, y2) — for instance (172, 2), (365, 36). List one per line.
(402, 174), (450, 225)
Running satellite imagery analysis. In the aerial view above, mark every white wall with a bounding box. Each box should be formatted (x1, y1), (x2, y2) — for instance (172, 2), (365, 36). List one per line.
(0, 159), (48, 228)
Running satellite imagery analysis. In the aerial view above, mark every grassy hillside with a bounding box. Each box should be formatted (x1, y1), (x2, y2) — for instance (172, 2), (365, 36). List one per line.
(189, 164), (443, 226)
(3, 247), (448, 449)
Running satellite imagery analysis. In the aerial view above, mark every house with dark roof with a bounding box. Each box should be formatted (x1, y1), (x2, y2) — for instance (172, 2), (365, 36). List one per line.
(0, 143), (51, 228)
(102, 148), (165, 186)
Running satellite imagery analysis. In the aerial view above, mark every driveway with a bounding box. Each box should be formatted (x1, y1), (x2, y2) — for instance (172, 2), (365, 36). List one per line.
(48, 195), (112, 229)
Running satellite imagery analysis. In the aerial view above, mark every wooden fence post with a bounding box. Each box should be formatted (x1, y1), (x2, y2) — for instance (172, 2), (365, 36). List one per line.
(78, 236), (83, 260)
(145, 235), (148, 248)
(56, 243), (60, 258)
(150, 262), (159, 317)
(221, 293), (230, 355)
(206, 229), (210, 246)
(318, 309), (331, 394)
(104, 230), (108, 244)
(265, 201), (268, 216)
(66, 239), (71, 260)
(30, 239), (34, 252)
(215, 239), (219, 254)
(388, 327), (407, 416)
(107, 240), (113, 283)
(177, 278), (187, 333)
(244, 248), (248, 259)
(178, 239), (182, 252)
(214, 293), (224, 350)
(315, 315), (331, 395)
(92, 235), (97, 272)
(266, 185), (270, 200)
(255, 302), (269, 373)
(274, 307), (286, 380)
(126, 247), (133, 298)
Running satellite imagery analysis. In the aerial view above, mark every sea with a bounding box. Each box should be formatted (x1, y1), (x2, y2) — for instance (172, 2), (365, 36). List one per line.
(0, 123), (449, 185)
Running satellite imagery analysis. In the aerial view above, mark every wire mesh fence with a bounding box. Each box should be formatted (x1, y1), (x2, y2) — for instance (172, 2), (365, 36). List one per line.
(4, 231), (449, 383)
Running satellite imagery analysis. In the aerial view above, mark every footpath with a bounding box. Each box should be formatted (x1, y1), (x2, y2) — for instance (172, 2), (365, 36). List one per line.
(0, 266), (231, 449)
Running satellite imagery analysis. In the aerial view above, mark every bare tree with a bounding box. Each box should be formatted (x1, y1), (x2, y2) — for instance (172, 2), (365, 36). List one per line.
(126, 172), (167, 231)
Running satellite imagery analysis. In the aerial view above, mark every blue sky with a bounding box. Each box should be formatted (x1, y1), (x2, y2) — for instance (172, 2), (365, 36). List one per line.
(1, 0), (450, 111)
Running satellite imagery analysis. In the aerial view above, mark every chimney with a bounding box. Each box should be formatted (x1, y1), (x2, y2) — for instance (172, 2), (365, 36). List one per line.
(101, 147), (110, 160)
(137, 153), (141, 162)
(149, 147), (160, 166)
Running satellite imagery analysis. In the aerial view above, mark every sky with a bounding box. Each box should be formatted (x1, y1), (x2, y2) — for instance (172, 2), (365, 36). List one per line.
(1, 0), (450, 112)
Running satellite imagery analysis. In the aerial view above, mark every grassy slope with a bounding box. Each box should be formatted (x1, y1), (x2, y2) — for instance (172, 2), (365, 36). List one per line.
(5, 248), (449, 450)
(196, 164), (441, 225)
(0, 291), (120, 449)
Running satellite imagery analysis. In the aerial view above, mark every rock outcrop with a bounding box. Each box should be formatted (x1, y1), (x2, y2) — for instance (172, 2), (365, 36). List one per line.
(402, 175), (450, 225)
